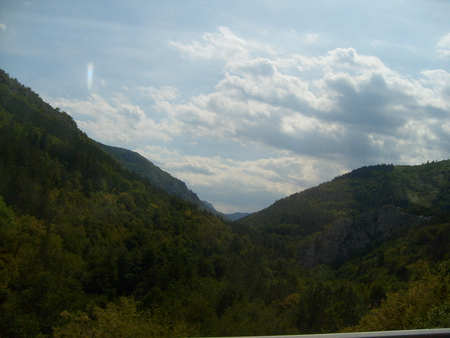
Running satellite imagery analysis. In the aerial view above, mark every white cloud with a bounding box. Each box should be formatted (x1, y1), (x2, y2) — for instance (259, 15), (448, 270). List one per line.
(169, 27), (250, 61)
(304, 32), (319, 43)
(437, 33), (450, 48)
(51, 93), (173, 145)
(437, 32), (450, 59)
(163, 34), (450, 166)
(137, 85), (179, 102)
(169, 26), (275, 63)
(0, 23), (6, 31)
(50, 28), (450, 212)
(420, 69), (450, 109)
(137, 145), (347, 213)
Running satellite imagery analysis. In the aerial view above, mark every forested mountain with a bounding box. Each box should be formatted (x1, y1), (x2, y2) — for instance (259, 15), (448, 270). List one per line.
(97, 142), (227, 219)
(1, 69), (450, 337)
(240, 162), (450, 236)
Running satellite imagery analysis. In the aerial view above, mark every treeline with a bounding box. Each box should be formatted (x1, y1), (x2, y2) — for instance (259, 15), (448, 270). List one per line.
(1, 69), (450, 337)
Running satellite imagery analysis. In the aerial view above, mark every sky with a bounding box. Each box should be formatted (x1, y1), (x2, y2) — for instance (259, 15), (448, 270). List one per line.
(1, 1), (450, 213)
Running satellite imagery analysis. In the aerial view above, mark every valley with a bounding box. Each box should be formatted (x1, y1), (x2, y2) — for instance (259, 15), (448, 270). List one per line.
(1, 69), (450, 337)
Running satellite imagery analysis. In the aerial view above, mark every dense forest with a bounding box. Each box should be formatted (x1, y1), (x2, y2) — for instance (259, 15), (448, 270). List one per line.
(1, 68), (450, 337)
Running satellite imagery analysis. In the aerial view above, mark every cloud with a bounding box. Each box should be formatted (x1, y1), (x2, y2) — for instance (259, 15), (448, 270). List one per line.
(163, 30), (450, 167)
(137, 145), (347, 213)
(137, 86), (179, 102)
(169, 27), (250, 61)
(0, 23), (6, 31)
(51, 28), (450, 212)
(437, 32), (450, 59)
(304, 32), (319, 43)
(161, 67), (442, 169)
(169, 26), (274, 63)
(51, 93), (173, 145)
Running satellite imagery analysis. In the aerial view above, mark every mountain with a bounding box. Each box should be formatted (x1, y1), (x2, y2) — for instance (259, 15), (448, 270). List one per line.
(238, 160), (450, 274)
(226, 212), (251, 221)
(200, 199), (215, 210)
(97, 143), (228, 219)
(1, 69), (450, 337)
(299, 204), (430, 268)
(239, 162), (450, 237)
(0, 69), (237, 336)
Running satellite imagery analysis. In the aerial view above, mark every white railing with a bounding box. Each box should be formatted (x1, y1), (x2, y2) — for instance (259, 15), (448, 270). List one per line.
(224, 329), (450, 338)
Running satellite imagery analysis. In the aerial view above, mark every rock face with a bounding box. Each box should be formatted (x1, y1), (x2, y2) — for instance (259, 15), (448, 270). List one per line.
(299, 205), (430, 269)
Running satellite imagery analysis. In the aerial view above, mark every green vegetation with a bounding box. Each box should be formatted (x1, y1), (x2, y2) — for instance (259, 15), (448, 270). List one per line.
(241, 161), (450, 238)
(97, 143), (221, 215)
(1, 69), (450, 337)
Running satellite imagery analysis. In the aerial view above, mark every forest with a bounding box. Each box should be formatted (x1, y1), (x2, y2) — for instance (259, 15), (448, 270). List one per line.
(1, 68), (450, 337)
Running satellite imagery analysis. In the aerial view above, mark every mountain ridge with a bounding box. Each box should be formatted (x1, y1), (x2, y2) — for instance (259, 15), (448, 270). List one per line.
(225, 212), (252, 220)
(239, 161), (450, 235)
(96, 142), (228, 219)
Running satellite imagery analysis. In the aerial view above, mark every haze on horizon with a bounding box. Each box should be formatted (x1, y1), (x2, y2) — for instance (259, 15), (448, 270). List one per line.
(1, 0), (450, 213)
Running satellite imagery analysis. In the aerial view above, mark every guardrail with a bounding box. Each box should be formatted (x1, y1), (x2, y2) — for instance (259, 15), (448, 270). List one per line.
(225, 329), (450, 338)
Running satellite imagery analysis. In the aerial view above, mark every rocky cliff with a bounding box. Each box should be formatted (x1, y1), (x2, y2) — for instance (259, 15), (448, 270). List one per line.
(299, 205), (430, 269)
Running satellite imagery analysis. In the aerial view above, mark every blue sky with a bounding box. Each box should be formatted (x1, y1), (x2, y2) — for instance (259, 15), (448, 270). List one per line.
(1, 0), (450, 213)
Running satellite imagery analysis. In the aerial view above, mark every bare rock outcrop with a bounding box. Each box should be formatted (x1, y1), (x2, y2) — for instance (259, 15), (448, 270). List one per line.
(299, 205), (430, 269)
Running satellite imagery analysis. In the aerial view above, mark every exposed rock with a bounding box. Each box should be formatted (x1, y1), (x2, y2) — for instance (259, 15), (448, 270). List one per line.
(299, 205), (430, 269)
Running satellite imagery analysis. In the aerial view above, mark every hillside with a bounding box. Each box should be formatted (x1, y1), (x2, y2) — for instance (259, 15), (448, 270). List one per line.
(226, 212), (252, 221)
(1, 69), (450, 337)
(97, 142), (227, 218)
(0, 69), (236, 336)
(240, 161), (450, 270)
(240, 162), (450, 237)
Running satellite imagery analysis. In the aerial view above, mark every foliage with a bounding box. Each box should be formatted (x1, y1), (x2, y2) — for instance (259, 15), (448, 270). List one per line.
(53, 297), (192, 338)
(240, 162), (450, 237)
(1, 69), (450, 337)
(345, 262), (450, 332)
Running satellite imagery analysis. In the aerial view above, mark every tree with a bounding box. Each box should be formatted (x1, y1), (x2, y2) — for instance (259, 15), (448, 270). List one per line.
(53, 297), (192, 338)
(346, 262), (450, 332)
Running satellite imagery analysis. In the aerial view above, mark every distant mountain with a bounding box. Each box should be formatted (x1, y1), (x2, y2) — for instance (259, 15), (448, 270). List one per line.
(226, 212), (251, 221)
(97, 143), (228, 219)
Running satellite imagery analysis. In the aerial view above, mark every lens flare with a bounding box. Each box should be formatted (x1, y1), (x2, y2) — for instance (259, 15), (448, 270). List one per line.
(87, 62), (93, 91)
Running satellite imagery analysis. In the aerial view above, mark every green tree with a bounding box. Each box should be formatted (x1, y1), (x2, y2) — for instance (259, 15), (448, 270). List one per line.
(346, 262), (450, 332)
(53, 297), (192, 338)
